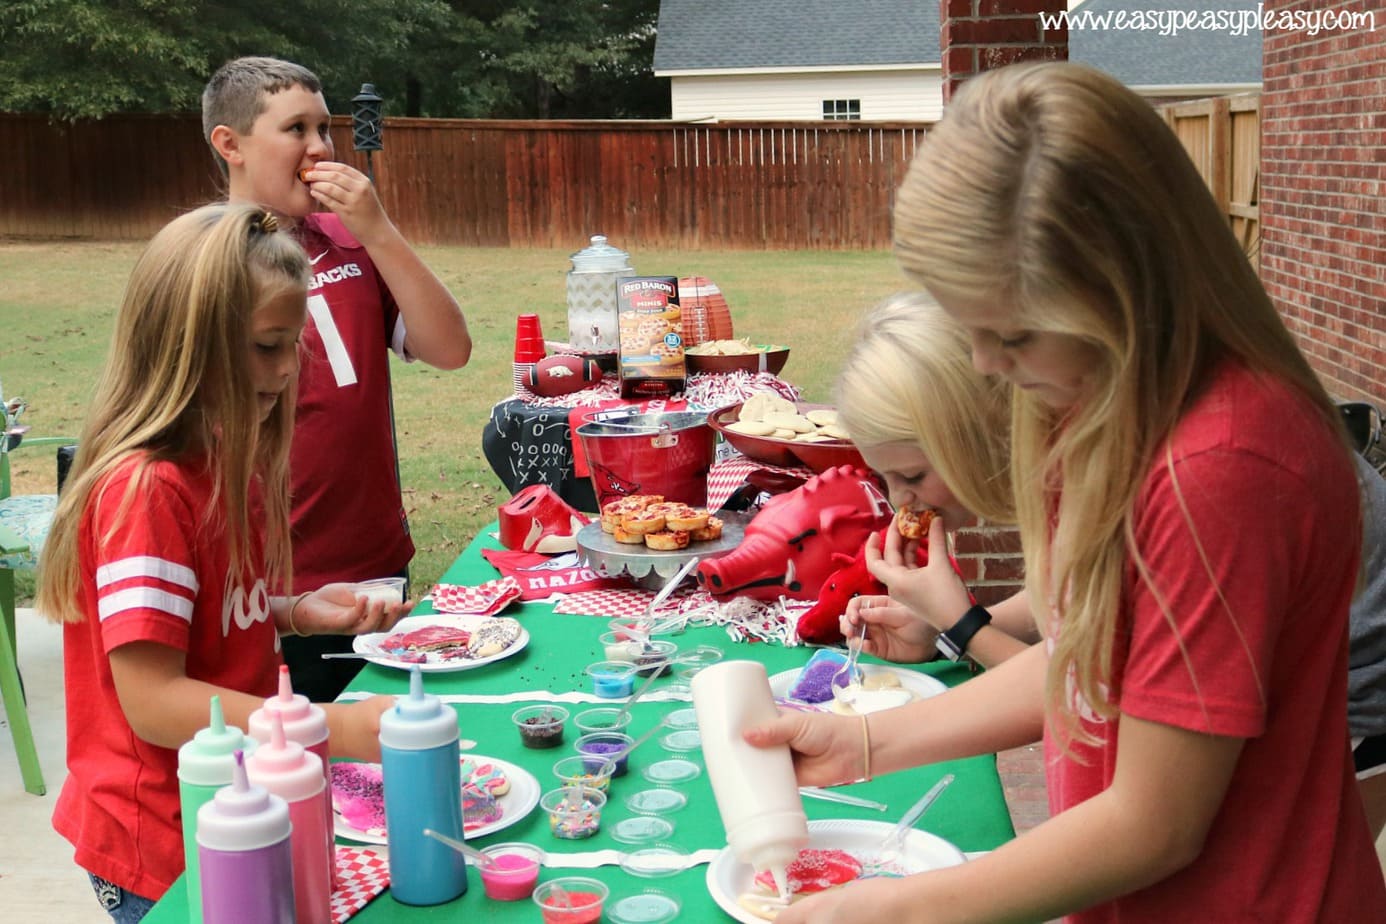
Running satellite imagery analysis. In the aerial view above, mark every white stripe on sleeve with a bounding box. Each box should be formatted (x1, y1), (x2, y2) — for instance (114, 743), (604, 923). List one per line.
(96, 556), (199, 593)
(98, 586), (195, 624)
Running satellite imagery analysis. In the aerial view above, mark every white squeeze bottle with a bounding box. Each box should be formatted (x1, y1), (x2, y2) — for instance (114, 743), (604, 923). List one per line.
(691, 660), (809, 898)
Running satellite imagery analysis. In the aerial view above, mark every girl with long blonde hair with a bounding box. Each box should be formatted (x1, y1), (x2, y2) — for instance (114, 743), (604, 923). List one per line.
(834, 292), (1034, 667)
(41, 203), (407, 919)
(749, 63), (1382, 921)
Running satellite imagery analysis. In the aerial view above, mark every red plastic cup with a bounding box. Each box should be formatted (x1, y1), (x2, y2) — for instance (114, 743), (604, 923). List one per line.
(514, 314), (546, 362)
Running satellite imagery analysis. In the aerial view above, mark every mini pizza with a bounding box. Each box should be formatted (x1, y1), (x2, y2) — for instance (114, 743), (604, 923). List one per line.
(896, 505), (935, 539)
(665, 507), (709, 531)
(297, 167), (313, 183)
(620, 509), (667, 535)
(644, 529), (691, 551)
(691, 516), (724, 541)
(612, 525), (646, 545)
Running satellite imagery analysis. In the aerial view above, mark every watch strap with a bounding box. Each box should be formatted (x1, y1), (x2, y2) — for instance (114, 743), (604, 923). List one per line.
(936, 604), (992, 661)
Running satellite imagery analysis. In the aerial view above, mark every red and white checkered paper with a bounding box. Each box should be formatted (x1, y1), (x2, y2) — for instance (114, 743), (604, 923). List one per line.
(426, 576), (523, 616)
(706, 457), (812, 511)
(331, 845), (390, 923)
(552, 586), (699, 619)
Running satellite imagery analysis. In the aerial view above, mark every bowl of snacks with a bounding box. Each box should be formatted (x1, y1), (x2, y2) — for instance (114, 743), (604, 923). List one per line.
(685, 339), (790, 376)
(707, 394), (867, 473)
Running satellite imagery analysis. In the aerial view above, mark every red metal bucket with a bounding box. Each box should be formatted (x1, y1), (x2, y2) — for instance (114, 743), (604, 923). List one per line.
(575, 411), (716, 509)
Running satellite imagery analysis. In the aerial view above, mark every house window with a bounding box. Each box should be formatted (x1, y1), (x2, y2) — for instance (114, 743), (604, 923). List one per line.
(822, 99), (861, 121)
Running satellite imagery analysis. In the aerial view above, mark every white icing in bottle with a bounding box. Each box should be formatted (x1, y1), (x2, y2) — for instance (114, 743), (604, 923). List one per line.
(692, 661), (810, 899)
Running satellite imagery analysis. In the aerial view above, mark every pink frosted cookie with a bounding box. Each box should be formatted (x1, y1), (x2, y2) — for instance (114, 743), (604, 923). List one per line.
(330, 762), (387, 838)
(461, 757), (511, 796)
(753, 848), (862, 895)
(462, 782), (503, 830)
(380, 624), (472, 659)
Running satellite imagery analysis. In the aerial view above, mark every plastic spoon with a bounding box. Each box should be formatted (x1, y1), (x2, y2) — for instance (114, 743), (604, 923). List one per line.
(831, 622), (868, 694)
(612, 716), (668, 761)
(879, 773), (955, 863)
(422, 827), (495, 867)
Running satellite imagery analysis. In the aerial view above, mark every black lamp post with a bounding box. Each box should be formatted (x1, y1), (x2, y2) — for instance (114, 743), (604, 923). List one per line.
(351, 83), (384, 183)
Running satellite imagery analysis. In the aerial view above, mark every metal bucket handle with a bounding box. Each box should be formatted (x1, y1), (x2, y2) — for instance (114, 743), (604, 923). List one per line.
(579, 412), (680, 448)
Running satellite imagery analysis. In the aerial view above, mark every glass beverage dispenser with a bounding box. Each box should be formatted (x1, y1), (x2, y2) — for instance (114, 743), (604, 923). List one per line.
(566, 235), (632, 352)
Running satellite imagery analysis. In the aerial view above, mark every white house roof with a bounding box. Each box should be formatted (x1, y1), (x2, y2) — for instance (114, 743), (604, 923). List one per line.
(652, 0), (941, 73)
(1068, 0), (1261, 88)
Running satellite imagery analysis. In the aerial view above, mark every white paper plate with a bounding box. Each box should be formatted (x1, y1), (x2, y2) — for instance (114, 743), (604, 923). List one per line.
(706, 818), (966, 923)
(331, 754), (540, 845)
(767, 663), (947, 710)
(352, 613), (529, 673)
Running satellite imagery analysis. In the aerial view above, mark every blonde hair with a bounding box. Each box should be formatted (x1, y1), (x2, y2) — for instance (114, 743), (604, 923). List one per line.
(836, 291), (1013, 523)
(202, 57), (323, 177)
(893, 63), (1346, 741)
(39, 203), (308, 623)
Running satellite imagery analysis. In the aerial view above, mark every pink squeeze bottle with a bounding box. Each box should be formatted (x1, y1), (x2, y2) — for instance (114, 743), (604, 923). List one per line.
(249, 665), (336, 884)
(246, 714), (334, 924)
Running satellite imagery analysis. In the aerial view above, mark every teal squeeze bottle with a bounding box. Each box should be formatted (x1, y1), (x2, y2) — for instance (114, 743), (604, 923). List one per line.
(176, 696), (257, 924)
(380, 667), (467, 905)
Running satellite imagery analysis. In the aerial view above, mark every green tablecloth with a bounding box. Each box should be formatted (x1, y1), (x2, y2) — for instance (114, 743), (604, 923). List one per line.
(147, 528), (1016, 922)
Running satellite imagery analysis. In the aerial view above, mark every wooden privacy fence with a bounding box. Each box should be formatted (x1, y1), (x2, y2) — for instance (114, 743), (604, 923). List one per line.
(0, 113), (928, 249)
(1160, 94), (1262, 266)
(0, 99), (1258, 251)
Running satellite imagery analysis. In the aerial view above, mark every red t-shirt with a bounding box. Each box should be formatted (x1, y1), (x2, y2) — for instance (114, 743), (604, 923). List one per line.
(289, 213), (413, 590)
(1046, 362), (1384, 921)
(52, 455), (280, 899)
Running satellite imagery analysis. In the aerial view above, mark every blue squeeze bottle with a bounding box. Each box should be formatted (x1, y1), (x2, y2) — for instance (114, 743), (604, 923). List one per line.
(380, 667), (467, 905)
(176, 696), (257, 924)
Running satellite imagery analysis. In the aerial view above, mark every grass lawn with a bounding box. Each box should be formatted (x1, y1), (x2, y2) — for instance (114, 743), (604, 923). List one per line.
(0, 240), (907, 597)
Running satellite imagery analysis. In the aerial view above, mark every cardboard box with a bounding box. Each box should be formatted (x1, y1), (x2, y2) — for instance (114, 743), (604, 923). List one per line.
(616, 275), (685, 398)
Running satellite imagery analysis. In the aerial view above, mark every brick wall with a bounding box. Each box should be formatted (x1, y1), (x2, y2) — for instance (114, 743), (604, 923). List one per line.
(939, 0), (1069, 103)
(1260, 0), (1386, 405)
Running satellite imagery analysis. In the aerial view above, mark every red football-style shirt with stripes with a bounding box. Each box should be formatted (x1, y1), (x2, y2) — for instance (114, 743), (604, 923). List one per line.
(52, 454), (280, 900)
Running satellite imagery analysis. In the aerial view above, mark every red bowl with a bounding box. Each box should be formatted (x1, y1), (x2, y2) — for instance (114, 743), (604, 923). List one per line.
(686, 345), (790, 377)
(707, 402), (867, 474)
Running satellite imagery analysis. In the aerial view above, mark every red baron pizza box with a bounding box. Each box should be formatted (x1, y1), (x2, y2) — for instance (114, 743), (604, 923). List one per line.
(616, 275), (685, 399)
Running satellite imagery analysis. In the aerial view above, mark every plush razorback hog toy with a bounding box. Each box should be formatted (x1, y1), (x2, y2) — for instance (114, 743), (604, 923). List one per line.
(697, 464), (893, 602)
(795, 524), (930, 645)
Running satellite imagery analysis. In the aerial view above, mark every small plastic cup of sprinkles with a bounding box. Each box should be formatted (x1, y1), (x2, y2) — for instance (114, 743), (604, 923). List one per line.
(553, 755), (617, 794)
(534, 877), (609, 924)
(574, 706), (633, 736)
(585, 660), (636, 698)
(574, 731), (635, 776)
(512, 705), (569, 749)
(634, 640), (679, 678)
(541, 786), (607, 840)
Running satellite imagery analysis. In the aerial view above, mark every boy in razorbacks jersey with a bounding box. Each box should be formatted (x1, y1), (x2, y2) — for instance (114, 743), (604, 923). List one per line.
(202, 57), (472, 700)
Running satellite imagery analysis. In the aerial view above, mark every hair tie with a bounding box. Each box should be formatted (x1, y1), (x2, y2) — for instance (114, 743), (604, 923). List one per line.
(253, 211), (280, 234)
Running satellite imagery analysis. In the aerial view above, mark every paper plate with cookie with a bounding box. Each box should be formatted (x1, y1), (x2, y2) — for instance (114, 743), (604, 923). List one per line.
(352, 613), (529, 673)
(706, 819), (966, 921)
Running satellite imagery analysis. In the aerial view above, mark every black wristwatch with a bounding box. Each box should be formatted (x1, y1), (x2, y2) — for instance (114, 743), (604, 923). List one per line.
(936, 604), (992, 661)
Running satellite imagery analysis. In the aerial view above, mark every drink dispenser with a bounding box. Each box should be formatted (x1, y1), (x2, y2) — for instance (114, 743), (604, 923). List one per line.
(566, 235), (632, 352)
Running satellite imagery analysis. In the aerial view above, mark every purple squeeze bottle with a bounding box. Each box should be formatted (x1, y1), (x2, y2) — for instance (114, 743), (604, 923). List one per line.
(249, 664), (337, 886)
(246, 713), (334, 924)
(196, 750), (295, 924)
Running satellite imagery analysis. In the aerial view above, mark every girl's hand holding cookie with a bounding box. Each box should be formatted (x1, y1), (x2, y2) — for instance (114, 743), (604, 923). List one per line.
(865, 515), (971, 635)
(297, 583), (413, 636)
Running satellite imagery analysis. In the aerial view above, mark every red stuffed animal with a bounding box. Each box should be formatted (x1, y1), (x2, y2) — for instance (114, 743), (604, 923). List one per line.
(795, 525), (929, 645)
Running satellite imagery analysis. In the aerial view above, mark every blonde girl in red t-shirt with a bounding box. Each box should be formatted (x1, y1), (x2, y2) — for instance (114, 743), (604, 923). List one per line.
(748, 63), (1382, 922)
(39, 203), (408, 919)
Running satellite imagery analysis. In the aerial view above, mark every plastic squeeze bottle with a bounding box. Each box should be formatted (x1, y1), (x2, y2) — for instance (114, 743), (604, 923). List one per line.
(691, 661), (809, 900)
(176, 696), (258, 924)
(248, 665), (336, 884)
(196, 750), (295, 924)
(245, 713), (334, 924)
(380, 666), (467, 905)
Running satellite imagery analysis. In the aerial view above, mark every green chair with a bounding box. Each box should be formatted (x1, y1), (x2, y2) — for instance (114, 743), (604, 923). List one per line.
(0, 392), (75, 795)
